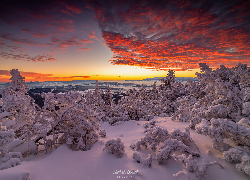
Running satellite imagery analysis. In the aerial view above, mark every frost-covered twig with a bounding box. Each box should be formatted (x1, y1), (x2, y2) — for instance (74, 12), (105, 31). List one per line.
(173, 154), (223, 180)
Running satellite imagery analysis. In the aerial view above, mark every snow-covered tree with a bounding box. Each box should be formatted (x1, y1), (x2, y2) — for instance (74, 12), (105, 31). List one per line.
(103, 84), (113, 106)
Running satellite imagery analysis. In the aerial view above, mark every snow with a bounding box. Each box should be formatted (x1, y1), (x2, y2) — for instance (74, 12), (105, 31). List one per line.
(0, 117), (248, 180)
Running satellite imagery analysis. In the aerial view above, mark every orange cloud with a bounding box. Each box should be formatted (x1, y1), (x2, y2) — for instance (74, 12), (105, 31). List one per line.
(77, 48), (91, 51)
(0, 70), (92, 82)
(88, 31), (98, 40)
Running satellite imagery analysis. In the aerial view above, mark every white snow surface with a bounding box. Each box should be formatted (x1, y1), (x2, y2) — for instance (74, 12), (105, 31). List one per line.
(0, 117), (248, 180)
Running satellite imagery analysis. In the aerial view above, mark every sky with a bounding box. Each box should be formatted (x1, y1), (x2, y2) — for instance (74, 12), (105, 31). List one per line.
(0, 0), (250, 82)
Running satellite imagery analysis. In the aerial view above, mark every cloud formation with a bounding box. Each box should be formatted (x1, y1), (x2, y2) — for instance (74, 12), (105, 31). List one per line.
(0, 52), (57, 62)
(0, 70), (92, 82)
(87, 0), (250, 70)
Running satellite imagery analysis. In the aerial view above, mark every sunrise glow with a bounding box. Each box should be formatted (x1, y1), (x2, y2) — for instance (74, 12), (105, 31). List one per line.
(0, 0), (249, 82)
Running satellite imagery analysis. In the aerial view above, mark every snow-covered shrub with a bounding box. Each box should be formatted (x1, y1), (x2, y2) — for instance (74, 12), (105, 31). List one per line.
(156, 138), (199, 163)
(223, 146), (249, 163)
(102, 103), (129, 125)
(104, 138), (125, 158)
(238, 118), (250, 128)
(130, 126), (169, 152)
(0, 130), (15, 155)
(142, 119), (157, 129)
(236, 155), (250, 177)
(172, 63), (250, 130)
(173, 154), (223, 180)
(196, 119), (250, 152)
(242, 102), (250, 116)
(57, 103), (101, 150)
(133, 152), (152, 168)
(98, 129), (106, 138)
(1, 152), (22, 163)
(223, 146), (250, 177)
(170, 128), (200, 153)
(0, 158), (21, 170)
(172, 95), (198, 122)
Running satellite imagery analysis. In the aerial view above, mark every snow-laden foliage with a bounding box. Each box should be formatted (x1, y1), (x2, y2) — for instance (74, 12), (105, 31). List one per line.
(98, 129), (106, 138)
(223, 146), (250, 177)
(173, 154), (223, 180)
(142, 119), (157, 130)
(156, 138), (199, 163)
(0, 158), (21, 170)
(57, 103), (101, 150)
(170, 128), (200, 153)
(104, 138), (125, 158)
(130, 126), (169, 152)
(172, 63), (250, 129)
(196, 119), (250, 151)
(0, 69), (103, 161)
(1, 152), (22, 163)
(133, 152), (152, 168)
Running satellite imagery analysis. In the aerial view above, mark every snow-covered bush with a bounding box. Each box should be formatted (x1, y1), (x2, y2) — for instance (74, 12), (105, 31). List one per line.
(173, 154), (223, 180)
(172, 63), (250, 131)
(236, 155), (250, 177)
(1, 152), (22, 163)
(142, 119), (157, 129)
(57, 103), (101, 150)
(156, 138), (199, 163)
(130, 126), (169, 152)
(196, 119), (250, 152)
(98, 129), (106, 138)
(170, 128), (200, 153)
(223, 146), (250, 177)
(104, 138), (125, 158)
(133, 152), (152, 168)
(0, 130), (15, 156)
(0, 158), (21, 170)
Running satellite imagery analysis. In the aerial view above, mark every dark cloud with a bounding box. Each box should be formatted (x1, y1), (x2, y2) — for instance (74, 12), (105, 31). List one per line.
(0, 33), (49, 47)
(0, 52), (57, 62)
(87, 0), (250, 70)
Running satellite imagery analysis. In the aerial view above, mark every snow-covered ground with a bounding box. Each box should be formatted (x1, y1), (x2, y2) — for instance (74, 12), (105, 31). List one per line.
(0, 117), (248, 180)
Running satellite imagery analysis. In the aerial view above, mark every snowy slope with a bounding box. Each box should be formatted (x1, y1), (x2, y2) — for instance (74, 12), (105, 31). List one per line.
(0, 117), (248, 180)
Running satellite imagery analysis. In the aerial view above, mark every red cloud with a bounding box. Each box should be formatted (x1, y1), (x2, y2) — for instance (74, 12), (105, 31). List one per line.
(81, 39), (94, 43)
(51, 36), (81, 49)
(77, 48), (91, 51)
(59, 1), (82, 14)
(88, 31), (98, 40)
(88, 0), (250, 70)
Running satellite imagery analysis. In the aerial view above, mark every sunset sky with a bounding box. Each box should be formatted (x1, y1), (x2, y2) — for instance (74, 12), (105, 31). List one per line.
(0, 0), (250, 82)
